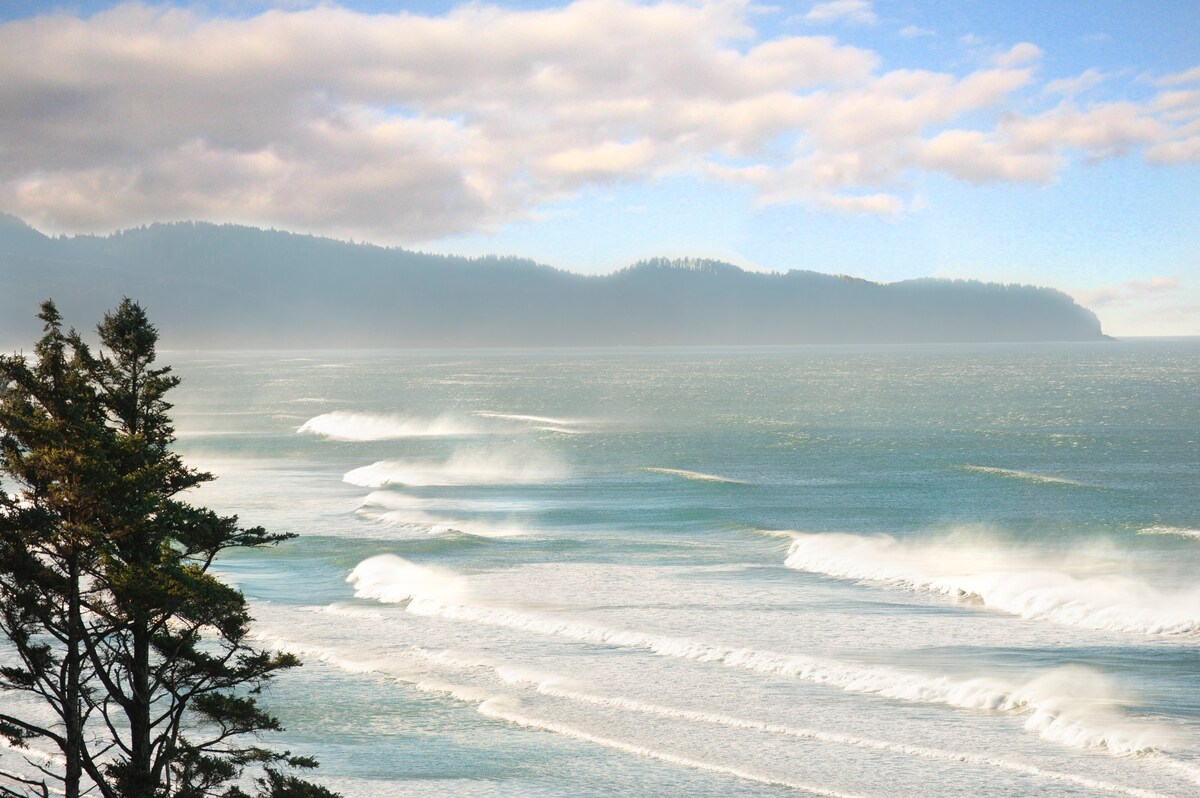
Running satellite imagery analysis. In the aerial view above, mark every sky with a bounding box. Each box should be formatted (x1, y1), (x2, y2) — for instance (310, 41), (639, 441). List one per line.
(0, 1), (1197, 335)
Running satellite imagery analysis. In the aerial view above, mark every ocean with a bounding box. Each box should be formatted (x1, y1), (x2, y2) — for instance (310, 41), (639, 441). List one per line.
(165, 340), (1199, 797)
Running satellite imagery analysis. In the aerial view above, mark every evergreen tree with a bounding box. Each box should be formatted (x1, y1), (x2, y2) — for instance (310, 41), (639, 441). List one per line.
(0, 300), (338, 798)
(0, 301), (110, 798)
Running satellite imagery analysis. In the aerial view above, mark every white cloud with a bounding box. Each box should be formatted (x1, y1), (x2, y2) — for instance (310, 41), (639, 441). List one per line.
(993, 42), (1043, 68)
(1159, 65), (1200, 86)
(1044, 69), (1106, 96)
(1075, 276), (1181, 307)
(899, 25), (934, 38)
(0, 0), (1196, 242)
(804, 1), (876, 25)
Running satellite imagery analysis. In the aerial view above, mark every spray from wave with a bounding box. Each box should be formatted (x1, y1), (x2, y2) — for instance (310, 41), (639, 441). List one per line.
(344, 448), (568, 488)
(345, 555), (1181, 757)
(781, 532), (1200, 635)
(298, 411), (488, 440)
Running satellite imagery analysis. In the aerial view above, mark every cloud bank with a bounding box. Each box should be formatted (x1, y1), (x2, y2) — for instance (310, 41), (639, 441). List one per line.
(0, 0), (1197, 242)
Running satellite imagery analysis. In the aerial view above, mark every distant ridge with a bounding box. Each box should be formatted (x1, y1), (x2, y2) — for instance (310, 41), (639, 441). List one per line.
(0, 217), (1106, 347)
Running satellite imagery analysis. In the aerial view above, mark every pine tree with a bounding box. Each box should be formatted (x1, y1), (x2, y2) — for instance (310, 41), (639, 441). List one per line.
(0, 300), (339, 798)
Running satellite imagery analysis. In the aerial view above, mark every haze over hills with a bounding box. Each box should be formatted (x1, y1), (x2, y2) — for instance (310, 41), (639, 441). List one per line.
(0, 215), (1106, 348)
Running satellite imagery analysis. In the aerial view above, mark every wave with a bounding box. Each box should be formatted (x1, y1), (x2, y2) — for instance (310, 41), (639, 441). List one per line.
(298, 411), (486, 440)
(346, 556), (1180, 757)
(536, 426), (586, 435)
(1140, 526), (1200, 541)
(641, 467), (749, 485)
(961, 465), (1086, 487)
(345, 555), (469, 604)
(782, 532), (1200, 635)
(476, 700), (867, 798)
(355, 505), (531, 539)
(400, 647), (1174, 798)
(355, 492), (535, 535)
(344, 449), (568, 488)
(475, 411), (580, 426)
(258, 632), (862, 795)
(258, 627), (1187, 798)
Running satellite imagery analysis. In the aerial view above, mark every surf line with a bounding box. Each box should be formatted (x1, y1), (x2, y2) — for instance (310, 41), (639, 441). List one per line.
(478, 700), (871, 798)
(257, 633), (866, 797)
(407, 647), (1174, 798)
(260, 631), (1179, 798)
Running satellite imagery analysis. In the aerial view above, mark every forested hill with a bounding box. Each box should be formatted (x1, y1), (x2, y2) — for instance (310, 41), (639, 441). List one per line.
(0, 215), (1107, 347)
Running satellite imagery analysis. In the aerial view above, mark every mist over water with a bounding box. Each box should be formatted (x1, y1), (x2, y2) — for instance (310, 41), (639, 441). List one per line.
(154, 342), (1199, 797)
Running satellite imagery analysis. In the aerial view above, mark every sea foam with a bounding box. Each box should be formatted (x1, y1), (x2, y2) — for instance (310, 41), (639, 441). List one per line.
(782, 532), (1200, 635)
(345, 556), (1181, 757)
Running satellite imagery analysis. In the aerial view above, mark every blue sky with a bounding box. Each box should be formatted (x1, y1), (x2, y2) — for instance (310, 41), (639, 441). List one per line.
(1, 0), (1197, 334)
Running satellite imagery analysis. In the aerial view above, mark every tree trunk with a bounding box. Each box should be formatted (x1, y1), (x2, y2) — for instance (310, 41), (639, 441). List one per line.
(64, 556), (82, 798)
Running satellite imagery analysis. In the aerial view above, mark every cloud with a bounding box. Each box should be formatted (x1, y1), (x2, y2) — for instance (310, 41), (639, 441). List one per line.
(1159, 65), (1200, 86)
(1075, 276), (1181, 307)
(1044, 69), (1106, 96)
(993, 42), (1042, 68)
(805, 1), (877, 25)
(0, 0), (1197, 242)
(899, 25), (934, 38)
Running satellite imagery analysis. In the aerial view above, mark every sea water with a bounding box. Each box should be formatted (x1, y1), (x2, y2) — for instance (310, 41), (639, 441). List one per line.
(162, 341), (1199, 797)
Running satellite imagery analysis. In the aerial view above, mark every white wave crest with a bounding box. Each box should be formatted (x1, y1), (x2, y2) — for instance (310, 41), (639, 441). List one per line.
(345, 557), (1180, 757)
(298, 411), (485, 440)
(475, 411), (579, 426)
(961, 465), (1085, 487)
(642, 467), (749, 485)
(347, 554), (469, 604)
(1140, 526), (1200, 540)
(400, 647), (1172, 798)
(782, 532), (1200, 635)
(344, 448), (568, 487)
(523, 679), (1170, 798)
(355, 505), (530, 538)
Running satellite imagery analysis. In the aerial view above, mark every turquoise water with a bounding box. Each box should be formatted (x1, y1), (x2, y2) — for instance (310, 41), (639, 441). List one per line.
(167, 341), (1199, 797)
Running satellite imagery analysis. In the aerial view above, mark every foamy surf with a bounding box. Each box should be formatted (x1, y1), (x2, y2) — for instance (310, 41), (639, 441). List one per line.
(404, 648), (1174, 798)
(345, 556), (1181, 757)
(961, 465), (1086, 487)
(642, 467), (749, 485)
(476, 700), (870, 798)
(782, 532), (1200, 635)
(344, 448), (568, 487)
(298, 411), (486, 440)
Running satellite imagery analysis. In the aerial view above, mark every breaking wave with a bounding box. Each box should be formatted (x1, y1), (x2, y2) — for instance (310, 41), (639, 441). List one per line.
(355, 498), (531, 539)
(782, 532), (1200, 635)
(961, 465), (1086, 487)
(344, 448), (568, 487)
(1140, 526), (1200, 541)
(475, 411), (580, 426)
(476, 700), (867, 798)
(641, 467), (749, 485)
(298, 411), (486, 440)
(345, 556), (1181, 757)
